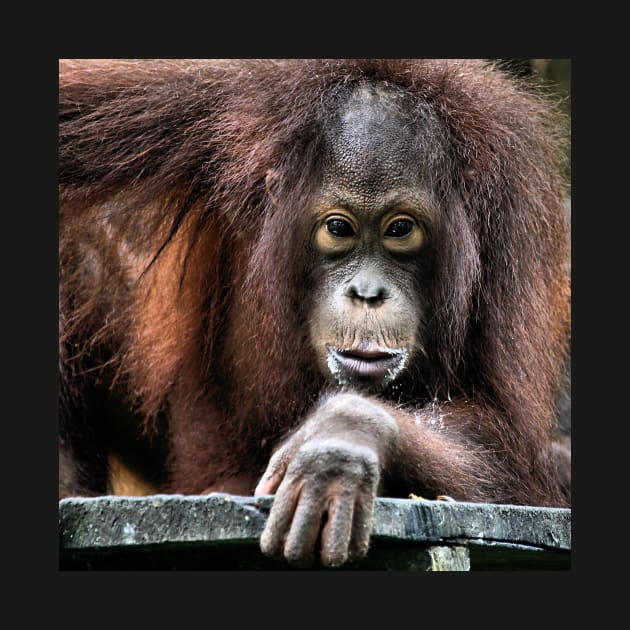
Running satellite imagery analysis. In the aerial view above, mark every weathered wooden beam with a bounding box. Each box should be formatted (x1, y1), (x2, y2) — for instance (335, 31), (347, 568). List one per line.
(59, 494), (570, 570)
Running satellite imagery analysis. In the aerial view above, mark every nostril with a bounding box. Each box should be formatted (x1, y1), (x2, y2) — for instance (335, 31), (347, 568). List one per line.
(345, 283), (388, 305)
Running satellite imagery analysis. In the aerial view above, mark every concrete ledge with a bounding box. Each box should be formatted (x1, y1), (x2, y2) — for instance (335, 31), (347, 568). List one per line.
(59, 494), (571, 570)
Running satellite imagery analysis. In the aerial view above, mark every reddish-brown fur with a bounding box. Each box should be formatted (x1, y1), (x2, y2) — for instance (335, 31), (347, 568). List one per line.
(59, 59), (570, 506)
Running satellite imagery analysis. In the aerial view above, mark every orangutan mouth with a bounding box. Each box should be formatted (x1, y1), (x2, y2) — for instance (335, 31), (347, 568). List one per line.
(326, 344), (409, 387)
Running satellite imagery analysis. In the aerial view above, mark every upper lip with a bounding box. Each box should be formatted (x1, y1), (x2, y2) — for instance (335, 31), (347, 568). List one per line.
(327, 345), (407, 383)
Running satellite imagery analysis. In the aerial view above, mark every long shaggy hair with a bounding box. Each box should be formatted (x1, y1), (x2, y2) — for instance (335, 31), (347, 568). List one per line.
(59, 59), (570, 504)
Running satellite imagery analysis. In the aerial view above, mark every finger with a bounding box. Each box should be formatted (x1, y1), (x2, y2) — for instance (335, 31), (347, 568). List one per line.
(254, 473), (282, 496)
(319, 488), (355, 568)
(282, 484), (327, 567)
(347, 491), (376, 561)
(254, 444), (292, 496)
(259, 478), (302, 558)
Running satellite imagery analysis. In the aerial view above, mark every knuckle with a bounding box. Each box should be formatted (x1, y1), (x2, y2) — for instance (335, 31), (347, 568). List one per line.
(320, 392), (367, 410)
(315, 394), (400, 441)
(291, 438), (380, 485)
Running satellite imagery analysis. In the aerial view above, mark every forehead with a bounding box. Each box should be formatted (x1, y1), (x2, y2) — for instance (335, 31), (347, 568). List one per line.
(319, 85), (433, 211)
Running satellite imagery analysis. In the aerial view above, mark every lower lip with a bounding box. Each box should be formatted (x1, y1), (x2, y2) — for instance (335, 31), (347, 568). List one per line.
(326, 346), (408, 385)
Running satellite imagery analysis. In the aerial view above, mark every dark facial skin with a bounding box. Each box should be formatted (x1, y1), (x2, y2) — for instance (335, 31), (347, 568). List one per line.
(308, 86), (436, 392)
(256, 87), (439, 567)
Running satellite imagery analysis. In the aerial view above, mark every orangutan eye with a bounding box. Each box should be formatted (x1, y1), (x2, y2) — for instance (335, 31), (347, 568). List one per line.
(384, 219), (414, 238)
(326, 218), (355, 238)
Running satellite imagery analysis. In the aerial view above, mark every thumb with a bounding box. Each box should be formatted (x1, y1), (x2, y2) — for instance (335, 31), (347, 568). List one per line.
(254, 443), (292, 496)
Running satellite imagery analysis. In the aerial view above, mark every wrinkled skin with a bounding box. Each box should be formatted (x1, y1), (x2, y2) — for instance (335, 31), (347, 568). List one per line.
(254, 86), (436, 567)
(255, 394), (398, 567)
